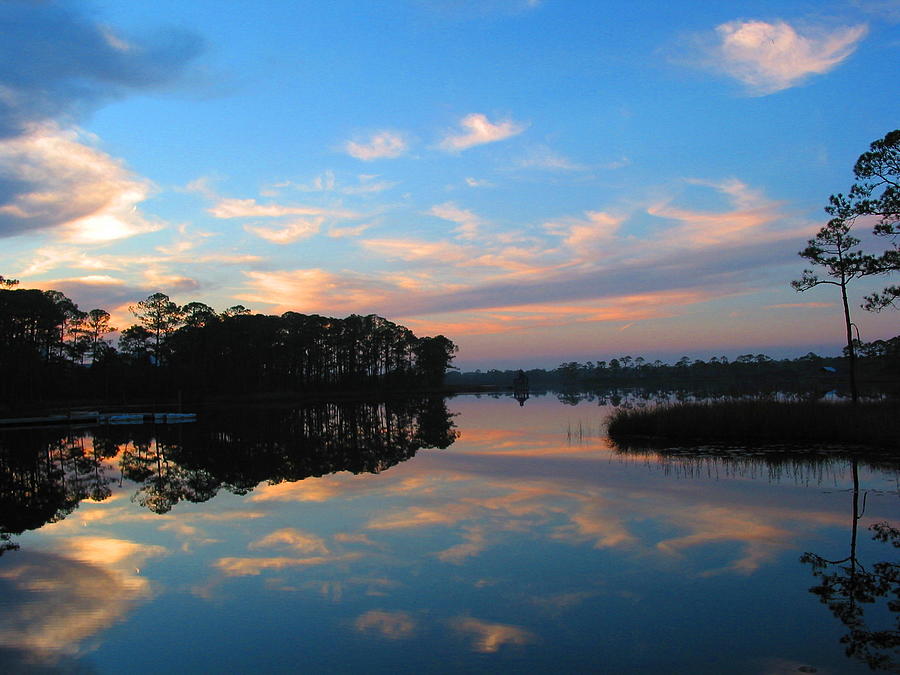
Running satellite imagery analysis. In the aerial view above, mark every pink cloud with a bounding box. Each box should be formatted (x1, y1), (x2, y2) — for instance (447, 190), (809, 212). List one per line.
(439, 113), (527, 152)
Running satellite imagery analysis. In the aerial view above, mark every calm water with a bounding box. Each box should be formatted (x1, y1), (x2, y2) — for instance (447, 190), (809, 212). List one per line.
(1, 394), (898, 674)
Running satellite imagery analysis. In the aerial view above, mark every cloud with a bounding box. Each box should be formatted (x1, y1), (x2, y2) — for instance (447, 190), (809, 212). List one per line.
(0, 123), (161, 240)
(439, 113), (527, 152)
(249, 528), (330, 555)
(214, 554), (357, 577)
(448, 617), (536, 653)
(245, 217), (323, 244)
(354, 610), (417, 640)
(708, 20), (868, 94)
(232, 177), (813, 345)
(0, 1), (201, 243)
(763, 301), (834, 309)
(435, 526), (489, 563)
(208, 198), (355, 219)
(29, 275), (147, 313)
(345, 131), (408, 160)
(327, 223), (372, 238)
(429, 202), (482, 240)
(0, 538), (165, 662)
(543, 210), (622, 249)
(516, 145), (584, 171)
(0, 0), (203, 139)
(209, 196), (358, 244)
(238, 268), (401, 314)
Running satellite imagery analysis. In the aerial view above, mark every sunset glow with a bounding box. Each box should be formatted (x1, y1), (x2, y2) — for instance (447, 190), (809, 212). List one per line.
(2, 1), (897, 368)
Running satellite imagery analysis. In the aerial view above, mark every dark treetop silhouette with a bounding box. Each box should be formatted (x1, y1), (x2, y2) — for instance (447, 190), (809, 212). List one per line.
(0, 287), (458, 410)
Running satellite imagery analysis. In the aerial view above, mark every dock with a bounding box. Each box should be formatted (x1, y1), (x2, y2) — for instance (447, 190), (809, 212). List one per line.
(0, 411), (197, 427)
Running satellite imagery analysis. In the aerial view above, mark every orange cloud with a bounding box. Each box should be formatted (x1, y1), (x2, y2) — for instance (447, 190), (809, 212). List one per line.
(448, 617), (536, 652)
(214, 553), (360, 577)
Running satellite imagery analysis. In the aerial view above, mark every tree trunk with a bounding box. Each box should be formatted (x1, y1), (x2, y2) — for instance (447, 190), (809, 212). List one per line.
(840, 276), (859, 404)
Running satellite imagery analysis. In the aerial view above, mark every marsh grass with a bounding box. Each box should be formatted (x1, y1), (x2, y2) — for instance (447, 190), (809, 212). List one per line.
(607, 398), (899, 449)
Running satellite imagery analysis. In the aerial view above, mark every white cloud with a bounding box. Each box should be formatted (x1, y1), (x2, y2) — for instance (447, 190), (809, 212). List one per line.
(429, 202), (482, 240)
(0, 123), (161, 242)
(345, 131), (408, 160)
(439, 113), (527, 152)
(711, 20), (868, 95)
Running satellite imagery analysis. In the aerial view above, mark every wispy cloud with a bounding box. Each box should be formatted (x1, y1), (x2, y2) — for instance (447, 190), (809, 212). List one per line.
(516, 145), (584, 171)
(448, 617), (536, 653)
(354, 611), (417, 640)
(543, 210), (622, 250)
(327, 222), (373, 238)
(763, 301), (834, 309)
(245, 218), (323, 244)
(345, 131), (408, 160)
(229, 176), (814, 351)
(704, 19), (868, 95)
(851, 0), (900, 22)
(439, 113), (527, 152)
(208, 198), (355, 219)
(249, 528), (330, 555)
(429, 202), (482, 240)
(238, 268), (402, 314)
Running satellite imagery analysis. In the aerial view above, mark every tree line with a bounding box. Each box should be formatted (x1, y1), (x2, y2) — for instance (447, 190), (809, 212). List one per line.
(448, 339), (900, 392)
(0, 281), (458, 410)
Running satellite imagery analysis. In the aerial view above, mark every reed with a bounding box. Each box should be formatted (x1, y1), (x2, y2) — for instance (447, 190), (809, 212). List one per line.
(606, 398), (899, 448)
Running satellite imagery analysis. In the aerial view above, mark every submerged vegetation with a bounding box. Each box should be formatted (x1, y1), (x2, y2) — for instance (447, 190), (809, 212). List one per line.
(607, 398), (900, 449)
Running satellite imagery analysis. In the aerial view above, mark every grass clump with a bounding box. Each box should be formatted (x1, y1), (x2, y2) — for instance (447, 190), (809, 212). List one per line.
(607, 398), (899, 448)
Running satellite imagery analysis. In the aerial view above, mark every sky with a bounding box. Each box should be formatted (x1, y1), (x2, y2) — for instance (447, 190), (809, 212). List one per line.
(1, 0), (898, 370)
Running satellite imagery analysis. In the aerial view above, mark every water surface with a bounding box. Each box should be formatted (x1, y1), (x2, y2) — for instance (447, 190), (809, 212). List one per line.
(1, 394), (897, 673)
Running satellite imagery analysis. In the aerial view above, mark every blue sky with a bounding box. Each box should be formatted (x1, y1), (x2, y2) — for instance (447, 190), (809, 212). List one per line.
(1, 0), (898, 368)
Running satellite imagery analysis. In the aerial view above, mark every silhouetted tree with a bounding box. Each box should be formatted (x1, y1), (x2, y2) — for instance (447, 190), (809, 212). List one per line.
(129, 292), (184, 365)
(792, 214), (876, 403)
(846, 129), (899, 311)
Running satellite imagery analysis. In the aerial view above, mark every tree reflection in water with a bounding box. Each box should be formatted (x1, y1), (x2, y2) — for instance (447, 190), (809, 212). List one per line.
(611, 442), (900, 671)
(0, 396), (457, 547)
(801, 459), (900, 672)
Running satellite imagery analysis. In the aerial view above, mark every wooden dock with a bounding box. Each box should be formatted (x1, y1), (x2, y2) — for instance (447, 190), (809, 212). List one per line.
(0, 412), (197, 427)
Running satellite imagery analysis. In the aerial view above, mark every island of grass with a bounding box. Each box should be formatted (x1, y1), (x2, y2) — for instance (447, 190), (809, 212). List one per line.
(606, 398), (900, 450)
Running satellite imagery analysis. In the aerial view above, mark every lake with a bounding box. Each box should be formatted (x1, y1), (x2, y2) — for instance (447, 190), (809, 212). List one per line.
(1, 393), (898, 673)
